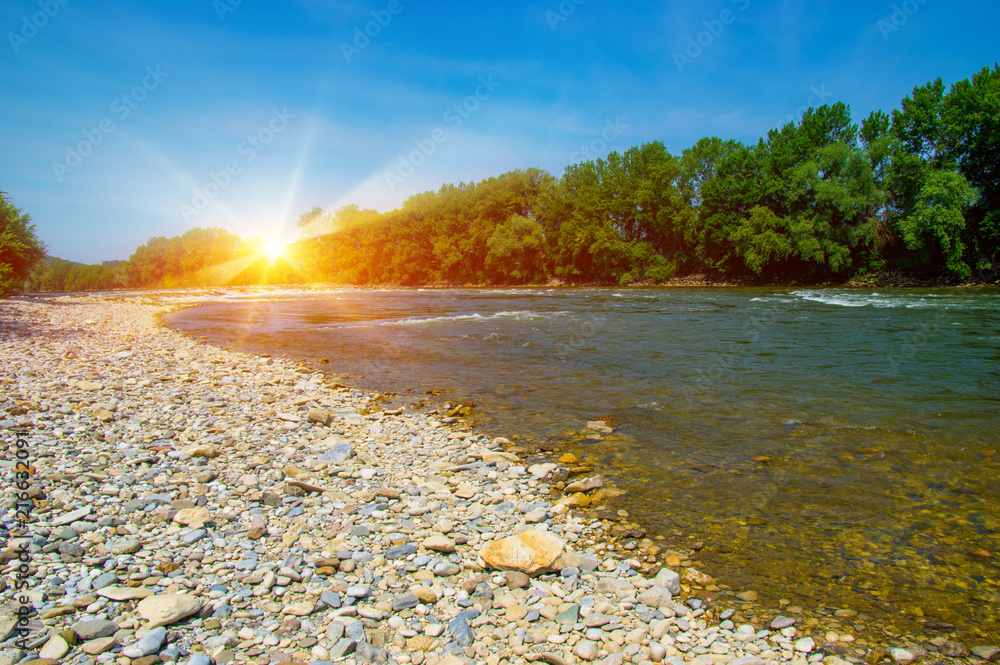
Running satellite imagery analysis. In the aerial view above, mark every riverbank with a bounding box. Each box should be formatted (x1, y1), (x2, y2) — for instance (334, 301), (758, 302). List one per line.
(0, 295), (993, 665)
(20, 266), (1000, 297)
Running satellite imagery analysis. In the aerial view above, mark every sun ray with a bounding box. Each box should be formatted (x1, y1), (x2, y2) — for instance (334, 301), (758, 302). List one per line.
(278, 115), (318, 228)
(192, 254), (264, 285)
(263, 238), (288, 262)
(137, 108), (355, 275)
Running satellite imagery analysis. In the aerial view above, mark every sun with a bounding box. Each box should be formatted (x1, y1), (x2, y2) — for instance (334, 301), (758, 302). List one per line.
(263, 239), (288, 262)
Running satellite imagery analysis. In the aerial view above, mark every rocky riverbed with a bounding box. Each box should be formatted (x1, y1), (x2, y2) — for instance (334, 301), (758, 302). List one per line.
(0, 295), (996, 665)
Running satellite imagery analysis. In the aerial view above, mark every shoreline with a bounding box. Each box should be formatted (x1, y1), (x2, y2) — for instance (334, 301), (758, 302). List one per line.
(0, 295), (990, 665)
(18, 270), (1000, 298)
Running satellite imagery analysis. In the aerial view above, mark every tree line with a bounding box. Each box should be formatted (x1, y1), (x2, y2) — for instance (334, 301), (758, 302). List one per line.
(24, 227), (284, 292)
(286, 65), (998, 286)
(9, 64), (999, 294)
(27, 258), (122, 293)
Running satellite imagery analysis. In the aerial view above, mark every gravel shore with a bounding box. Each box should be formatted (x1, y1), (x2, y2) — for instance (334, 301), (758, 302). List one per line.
(0, 295), (994, 665)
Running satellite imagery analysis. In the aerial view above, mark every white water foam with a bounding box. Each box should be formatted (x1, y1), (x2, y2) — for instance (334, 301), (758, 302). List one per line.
(322, 310), (572, 330)
(791, 290), (929, 308)
(749, 296), (796, 303)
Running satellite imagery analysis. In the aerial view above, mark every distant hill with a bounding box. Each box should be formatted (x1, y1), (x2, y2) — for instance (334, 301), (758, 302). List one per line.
(41, 255), (82, 266)
(26, 256), (124, 292)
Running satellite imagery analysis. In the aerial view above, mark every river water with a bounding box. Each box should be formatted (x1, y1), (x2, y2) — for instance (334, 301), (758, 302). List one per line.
(163, 286), (1000, 642)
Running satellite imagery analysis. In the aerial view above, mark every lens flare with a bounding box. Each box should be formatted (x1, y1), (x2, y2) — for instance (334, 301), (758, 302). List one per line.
(263, 239), (287, 262)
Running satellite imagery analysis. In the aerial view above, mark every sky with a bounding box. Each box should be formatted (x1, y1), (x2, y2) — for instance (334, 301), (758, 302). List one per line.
(1, 0), (998, 264)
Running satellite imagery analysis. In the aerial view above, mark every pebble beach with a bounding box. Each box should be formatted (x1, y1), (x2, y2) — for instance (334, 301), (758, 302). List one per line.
(1, 294), (996, 665)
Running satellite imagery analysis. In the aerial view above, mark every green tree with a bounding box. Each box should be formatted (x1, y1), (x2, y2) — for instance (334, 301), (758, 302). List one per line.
(887, 74), (985, 279)
(486, 214), (546, 282)
(897, 169), (978, 279)
(852, 110), (898, 271)
(0, 192), (46, 296)
(942, 64), (1000, 276)
(687, 140), (759, 274)
(730, 206), (793, 274)
(742, 103), (870, 278)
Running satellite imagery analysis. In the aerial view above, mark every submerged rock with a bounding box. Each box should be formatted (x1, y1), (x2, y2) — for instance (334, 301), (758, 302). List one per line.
(564, 475), (604, 493)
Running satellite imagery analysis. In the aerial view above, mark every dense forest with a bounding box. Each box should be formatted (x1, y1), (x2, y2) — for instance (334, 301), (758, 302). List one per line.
(26, 65), (1000, 291)
(27, 257), (122, 292)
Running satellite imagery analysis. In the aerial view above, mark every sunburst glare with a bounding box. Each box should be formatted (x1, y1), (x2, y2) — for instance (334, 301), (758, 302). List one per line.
(263, 239), (288, 262)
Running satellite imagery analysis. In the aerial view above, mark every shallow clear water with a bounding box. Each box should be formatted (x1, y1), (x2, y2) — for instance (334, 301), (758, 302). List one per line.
(165, 287), (1000, 641)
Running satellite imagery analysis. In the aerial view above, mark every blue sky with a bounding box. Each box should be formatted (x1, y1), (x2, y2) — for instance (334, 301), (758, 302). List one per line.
(1, 0), (997, 263)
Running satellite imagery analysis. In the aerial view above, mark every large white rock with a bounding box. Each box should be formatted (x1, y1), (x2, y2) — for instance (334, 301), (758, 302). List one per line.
(52, 506), (91, 527)
(422, 535), (456, 553)
(575, 639), (599, 661)
(890, 648), (915, 664)
(971, 647), (1000, 662)
(38, 635), (71, 660)
(0, 611), (16, 642)
(282, 601), (315, 616)
(137, 593), (203, 627)
(481, 529), (565, 576)
(564, 475), (604, 493)
(482, 451), (519, 464)
(638, 584), (673, 608)
(794, 637), (816, 653)
(96, 586), (155, 601)
(654, 567), (681, 596)
(173, 507), (211, 526)
(185, 444), (220, 458)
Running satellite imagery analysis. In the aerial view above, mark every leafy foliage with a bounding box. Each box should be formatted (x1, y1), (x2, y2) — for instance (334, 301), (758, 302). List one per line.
(26, 258), (121, 292)
(486, 215), (545, 283)
(0, 192), (46, 296)
(897, 169), (978, 279)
